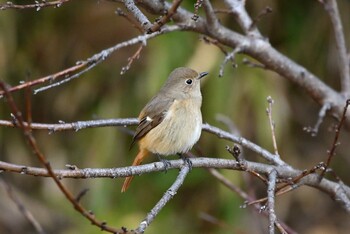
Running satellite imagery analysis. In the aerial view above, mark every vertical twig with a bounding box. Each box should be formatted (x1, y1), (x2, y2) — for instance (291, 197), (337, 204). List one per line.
(267, 169), (277, 234)
(266, 96), (280, 157)
(320, 99), (350, 178)
(323, 0), (350, 95)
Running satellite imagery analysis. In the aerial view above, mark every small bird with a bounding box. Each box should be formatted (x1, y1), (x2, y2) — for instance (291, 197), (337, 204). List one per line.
(121, 67), (208, 192)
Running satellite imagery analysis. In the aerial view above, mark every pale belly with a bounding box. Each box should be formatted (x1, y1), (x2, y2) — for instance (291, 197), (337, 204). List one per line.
(140, 99), (202, 155)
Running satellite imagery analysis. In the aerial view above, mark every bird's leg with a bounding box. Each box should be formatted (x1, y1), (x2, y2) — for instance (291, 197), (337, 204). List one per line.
(177, 153), (192, 170)
(156, 154), (171, 173)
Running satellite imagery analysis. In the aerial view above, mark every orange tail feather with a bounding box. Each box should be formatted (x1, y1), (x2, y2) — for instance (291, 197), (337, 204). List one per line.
(121, 149), (149, 192)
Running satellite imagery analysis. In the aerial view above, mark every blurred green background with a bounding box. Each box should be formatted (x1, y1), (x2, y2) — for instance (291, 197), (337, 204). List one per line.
(0, 0), (350, 233)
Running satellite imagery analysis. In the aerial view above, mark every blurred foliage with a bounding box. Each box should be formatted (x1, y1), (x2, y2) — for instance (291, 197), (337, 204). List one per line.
(0, 0), (350, 233)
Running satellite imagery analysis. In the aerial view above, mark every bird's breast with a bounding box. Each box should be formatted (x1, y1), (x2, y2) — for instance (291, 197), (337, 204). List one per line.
(140, 98), (202, 155)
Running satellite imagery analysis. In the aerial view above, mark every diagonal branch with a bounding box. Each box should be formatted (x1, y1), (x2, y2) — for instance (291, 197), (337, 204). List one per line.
(136, 164), (190, 233)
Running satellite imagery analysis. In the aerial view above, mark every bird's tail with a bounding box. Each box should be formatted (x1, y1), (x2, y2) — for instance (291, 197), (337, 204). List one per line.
(121, 149), (149, 192)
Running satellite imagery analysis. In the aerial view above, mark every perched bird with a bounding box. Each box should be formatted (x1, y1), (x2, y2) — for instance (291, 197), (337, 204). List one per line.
(122, 67), (208, 192)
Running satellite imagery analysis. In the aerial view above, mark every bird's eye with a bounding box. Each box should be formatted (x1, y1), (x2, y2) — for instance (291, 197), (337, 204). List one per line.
(185, 79), (193, 85)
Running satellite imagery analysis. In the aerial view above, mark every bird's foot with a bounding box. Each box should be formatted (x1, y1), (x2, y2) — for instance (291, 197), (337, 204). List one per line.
(177, 153), (192, 170)
(157, 154), (171, 173)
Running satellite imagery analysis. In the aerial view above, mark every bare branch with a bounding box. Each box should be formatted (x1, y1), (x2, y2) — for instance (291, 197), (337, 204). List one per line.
(115, 7), (145, 32)
(219, 47), (241, 77)
(0, 82), (128, 234)
(0, 25), (180, 96)
(136, 164), (190, 233)
(0, 177), (46, 234)
(304, 102), (331, 136)
(123, 0), (151, 31)
(0, 117), (287, 166)
(147, 0), (183, 34)
(322, 0), (350, 95)
(1, 156), (350, 212)
(267, 170), (277, 234)
(223, 0), (261, 37)
(202, 0), (220, 32)
(266, 96), (280, 157)
(0, 0), (70, 10)
(321, 99), (350, 178)
(250, 6), (272, 31)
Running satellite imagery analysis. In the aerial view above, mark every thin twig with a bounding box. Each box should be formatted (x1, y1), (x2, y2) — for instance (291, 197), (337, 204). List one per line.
(136, 164), (191, 233)
(0, 26), (180, 97)
(266, 96), (280, 157)
(202, 0), (220, 31)
(223, 0), (261, 37)
(115, 7), (144, 32)
(0, 82), (128, 234)
(320, 99), (350, 178)
(0, 0), (70, 10)
(0, 177), (46, 234)
(192, 0), (203, 21)
(242, 58), (267, 69)
(147, 0), (183, 34)
(120, 44), (145, 75)
(250, 6), (272, 31)
(303, 102), (331, 136)
(219, 47), (241, 77)
(322, 0), (350, 95)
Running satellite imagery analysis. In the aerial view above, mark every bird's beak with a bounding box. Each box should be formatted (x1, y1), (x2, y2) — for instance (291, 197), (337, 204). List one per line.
(198, 72), (209, 79)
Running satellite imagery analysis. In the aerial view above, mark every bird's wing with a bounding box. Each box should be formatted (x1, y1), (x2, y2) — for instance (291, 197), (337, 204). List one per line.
(130, 96), (174, 148)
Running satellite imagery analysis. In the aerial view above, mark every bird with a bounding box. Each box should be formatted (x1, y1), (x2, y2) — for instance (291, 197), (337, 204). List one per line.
(121, 67), (208, 192)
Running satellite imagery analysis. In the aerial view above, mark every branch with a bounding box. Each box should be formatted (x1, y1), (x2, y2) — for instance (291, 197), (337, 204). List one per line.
(0, 82), (129, 234)
(0, 25), (180, 96)
(223, 0), (261, 37)
(136, 164), (190, 233)
(138, 0), (349, 124)
(1, 157), (350, 212)
(267, 170), (277, 234)
(322, 0), (350, 95)
(0, 0), (70, 10)
(321, 99), (350, 178)
(123, 0), (151, 31)
(0, 117), (287, 166)
(0, 177), (45, 234)
(304, 102), (331, 136)
(147, 0), (183, 34)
